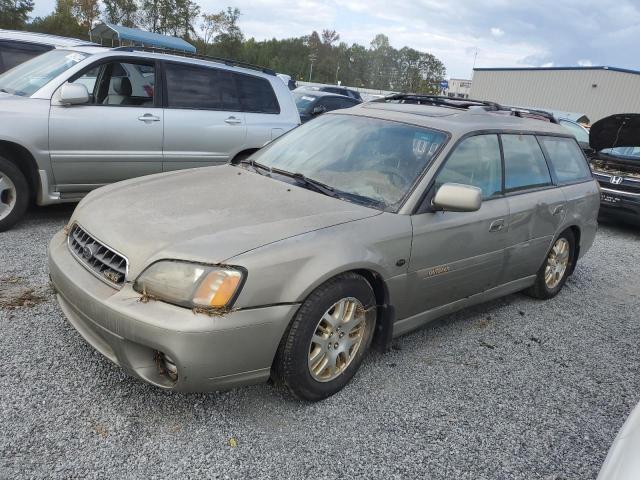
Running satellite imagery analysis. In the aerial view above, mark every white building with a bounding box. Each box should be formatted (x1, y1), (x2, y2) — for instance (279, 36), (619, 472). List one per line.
(470, 66), (640, 123)
(444, 78), (472, 99)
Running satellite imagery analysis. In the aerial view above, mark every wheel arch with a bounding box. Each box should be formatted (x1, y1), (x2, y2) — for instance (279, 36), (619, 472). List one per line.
(0, 140), (39, 201)
(565, 224), (581, 275)
(230, 148), (260, 164)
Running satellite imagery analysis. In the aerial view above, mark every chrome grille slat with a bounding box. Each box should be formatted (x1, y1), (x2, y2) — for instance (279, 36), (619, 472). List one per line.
(67, 224), (128, 288)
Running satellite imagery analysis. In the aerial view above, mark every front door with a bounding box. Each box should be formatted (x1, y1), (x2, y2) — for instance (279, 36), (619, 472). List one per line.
(406, 134), (509, 319)
(161, 62), (247, 171)
(49, 59), (163, 192)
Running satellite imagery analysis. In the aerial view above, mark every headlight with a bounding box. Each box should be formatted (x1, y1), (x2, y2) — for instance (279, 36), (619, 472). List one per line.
(133, 261), (245, 309)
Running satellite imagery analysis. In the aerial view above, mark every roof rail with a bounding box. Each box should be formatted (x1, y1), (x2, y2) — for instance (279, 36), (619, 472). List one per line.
(375, 94), (559, 124)
(111, 46), (277, 76)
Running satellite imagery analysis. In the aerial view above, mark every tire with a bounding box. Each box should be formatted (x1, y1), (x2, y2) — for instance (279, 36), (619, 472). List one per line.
(273, 272), (377, 402)
(524, 229), (576, 300)
(0, 156), (29, 232)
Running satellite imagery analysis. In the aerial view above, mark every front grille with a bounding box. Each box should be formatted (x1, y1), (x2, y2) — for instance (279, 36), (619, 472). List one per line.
(597, 179), (640, 195)
(67, 224), (128, 288)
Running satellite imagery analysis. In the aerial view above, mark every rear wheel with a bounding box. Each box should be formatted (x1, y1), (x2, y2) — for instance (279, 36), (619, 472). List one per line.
(524, 229), (576, 299)
(273, 273), (376, 401)
(0, 157), (29, 232)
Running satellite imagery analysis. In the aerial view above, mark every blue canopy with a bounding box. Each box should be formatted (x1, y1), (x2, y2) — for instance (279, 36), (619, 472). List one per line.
(90, 23), (196, 53)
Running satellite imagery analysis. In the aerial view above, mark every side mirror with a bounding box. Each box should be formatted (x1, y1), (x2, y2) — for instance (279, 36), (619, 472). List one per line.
(312, 105), (326, 115)
(433, 183), (482, 212)
(59, 83), (89, 106)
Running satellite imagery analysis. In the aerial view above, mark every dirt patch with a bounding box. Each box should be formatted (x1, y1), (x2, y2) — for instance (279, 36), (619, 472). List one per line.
(0, 277), (49, 309)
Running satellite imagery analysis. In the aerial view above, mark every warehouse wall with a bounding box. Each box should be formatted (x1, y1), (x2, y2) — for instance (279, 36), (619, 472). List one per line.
(470, 68), (640, 122)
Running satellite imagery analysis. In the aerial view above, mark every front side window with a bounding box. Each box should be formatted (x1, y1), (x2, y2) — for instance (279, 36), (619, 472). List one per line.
(434, 134), (502, 199)
(235, 73), (279, 114)
(71, 60), (155, 107)
(502, 134), (552, 191)
(538, 136), (592, 184)
(165, 63), (240, 111)
(0, 49), (89, 97)
(250, 114), (447, 209)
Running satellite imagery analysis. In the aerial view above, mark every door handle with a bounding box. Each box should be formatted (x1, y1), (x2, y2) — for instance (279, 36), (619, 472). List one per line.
(552, 205), (565, 216)
(489, 219), (505, 232)
(225, 116), (243, 125)
(138, 114), (160, 123)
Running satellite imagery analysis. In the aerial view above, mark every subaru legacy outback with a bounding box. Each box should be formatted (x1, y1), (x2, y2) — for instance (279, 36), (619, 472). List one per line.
(48, 96), (599, 401)
(0, 46), (299, 231)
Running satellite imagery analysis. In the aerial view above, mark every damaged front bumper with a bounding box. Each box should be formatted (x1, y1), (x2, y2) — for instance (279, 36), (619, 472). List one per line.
(48, 229), (299, 392)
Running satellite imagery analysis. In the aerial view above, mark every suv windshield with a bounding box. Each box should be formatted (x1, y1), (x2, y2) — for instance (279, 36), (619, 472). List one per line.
(0, 49), (89, 97)
(249, 114), (447, 209)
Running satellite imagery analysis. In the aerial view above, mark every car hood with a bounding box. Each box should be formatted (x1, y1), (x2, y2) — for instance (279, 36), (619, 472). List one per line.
(590, 114), (640, 152)
(597, 402), (640, 480)
(70, 165), (380, 278)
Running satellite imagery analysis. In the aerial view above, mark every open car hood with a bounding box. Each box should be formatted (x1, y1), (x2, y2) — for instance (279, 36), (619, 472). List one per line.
(590, 114), (640, 152)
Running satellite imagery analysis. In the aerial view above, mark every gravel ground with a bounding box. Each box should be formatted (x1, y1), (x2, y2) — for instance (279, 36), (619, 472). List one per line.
(0, 205), (639, 479)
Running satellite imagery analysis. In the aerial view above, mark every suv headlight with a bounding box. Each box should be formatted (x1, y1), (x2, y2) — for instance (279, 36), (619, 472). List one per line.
(133, 261), (245, 309)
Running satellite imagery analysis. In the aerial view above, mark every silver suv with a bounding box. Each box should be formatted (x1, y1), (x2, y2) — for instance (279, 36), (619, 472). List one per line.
(0, 46), (300, 230)
(48, 95), (600, 401)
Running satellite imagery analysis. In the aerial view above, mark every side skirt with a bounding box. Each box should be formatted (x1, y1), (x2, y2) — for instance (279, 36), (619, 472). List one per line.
(392, 276), (536, 338)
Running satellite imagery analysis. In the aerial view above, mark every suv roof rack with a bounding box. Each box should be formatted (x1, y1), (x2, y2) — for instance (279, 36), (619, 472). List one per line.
(376, 94), (559, 124)
(112, 46), (277, 76)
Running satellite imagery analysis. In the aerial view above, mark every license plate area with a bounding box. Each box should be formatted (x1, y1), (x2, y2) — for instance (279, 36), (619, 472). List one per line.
(601, 193), (621, 204)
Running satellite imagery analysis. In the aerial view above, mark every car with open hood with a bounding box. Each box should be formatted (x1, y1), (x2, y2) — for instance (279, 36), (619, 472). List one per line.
(588, 114), (640, 223)
(48, 95), (599, 401)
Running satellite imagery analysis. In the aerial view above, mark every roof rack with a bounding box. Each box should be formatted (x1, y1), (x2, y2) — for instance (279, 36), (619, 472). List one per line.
(111, 46), (277, 76)
(376, 94), (559, 124)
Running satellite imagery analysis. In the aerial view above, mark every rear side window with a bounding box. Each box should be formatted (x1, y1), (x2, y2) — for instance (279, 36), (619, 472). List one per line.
(165, 63), (240, 111)
(502, 134), (552, 191)
(0, 41), (52, 73)
(538, 136), (592, 184)
(234, 73), (280, 114)
(435, 134), (502, 199)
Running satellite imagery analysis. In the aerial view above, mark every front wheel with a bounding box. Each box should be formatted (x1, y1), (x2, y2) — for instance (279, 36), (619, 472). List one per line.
(273, 273), (376, 401)
(0, 157), (29, 232)
(524, 229), (576, 299)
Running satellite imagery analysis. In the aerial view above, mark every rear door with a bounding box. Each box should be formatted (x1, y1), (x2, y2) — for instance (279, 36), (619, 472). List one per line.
(501, 134), (566, 283)
(407, 134), (509, 317)
(162, 62), (247, 171)
(236, 72), (286, 146)
(49, 58), (163, 192)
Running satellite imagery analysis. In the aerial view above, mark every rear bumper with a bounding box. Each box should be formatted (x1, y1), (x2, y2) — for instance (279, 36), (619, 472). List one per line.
(48, 229), (299, 392)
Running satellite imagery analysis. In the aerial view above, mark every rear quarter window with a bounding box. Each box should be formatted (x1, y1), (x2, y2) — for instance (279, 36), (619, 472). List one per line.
(234, 73), (280, 114)
(538, 136), (592, 184)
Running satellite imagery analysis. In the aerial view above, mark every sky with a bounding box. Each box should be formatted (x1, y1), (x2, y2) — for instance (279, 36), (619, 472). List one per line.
(32, 0), (640, 79)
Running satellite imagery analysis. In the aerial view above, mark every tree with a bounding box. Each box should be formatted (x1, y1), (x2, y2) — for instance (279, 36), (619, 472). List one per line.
(201, 7), (243, 57)
(102, 0), (138, 27)
(30, 0), (86, 39)
(0, 0), (35, 29)
(73, 0), (100, 30)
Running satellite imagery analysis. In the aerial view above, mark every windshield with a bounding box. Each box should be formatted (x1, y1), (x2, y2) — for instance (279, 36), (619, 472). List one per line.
(601, 146), (640, 159)
(249, 114), (448, 209)
(0, 49), (89, 97)
(293, 92), (316, 113)
(559, 119), (589, 143)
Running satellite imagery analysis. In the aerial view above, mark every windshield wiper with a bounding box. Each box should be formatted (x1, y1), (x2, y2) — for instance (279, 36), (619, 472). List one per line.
(278, 171), (340, 198)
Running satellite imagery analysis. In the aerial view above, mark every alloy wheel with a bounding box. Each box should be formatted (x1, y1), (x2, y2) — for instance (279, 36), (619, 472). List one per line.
(0, 171), (17, 221)
(308, 297), (367, 382)
(544, 237), (570, 289)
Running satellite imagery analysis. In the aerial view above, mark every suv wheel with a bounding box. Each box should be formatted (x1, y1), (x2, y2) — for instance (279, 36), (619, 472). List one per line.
(273, 273), (376, 401)
(0, 157), (29, 232)
(524, 229), (576, 299)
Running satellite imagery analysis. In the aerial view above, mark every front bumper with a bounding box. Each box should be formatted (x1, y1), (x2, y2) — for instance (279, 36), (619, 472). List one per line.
(599, 187), (640, 223)
(48, 230), (299, 392)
